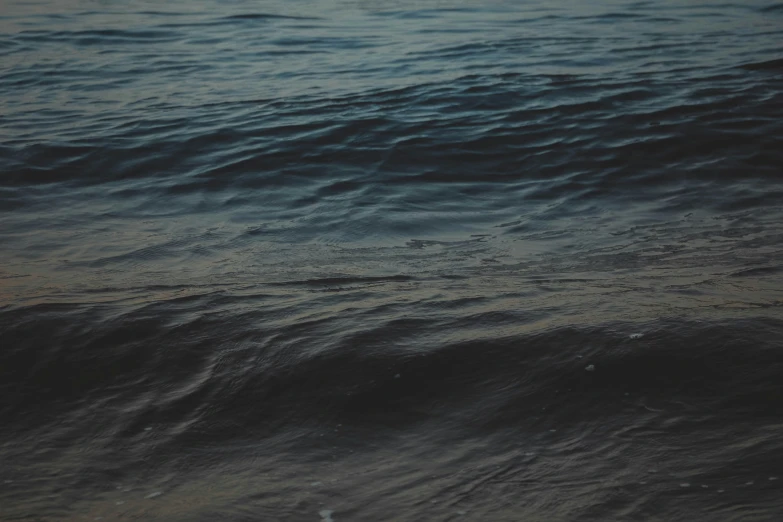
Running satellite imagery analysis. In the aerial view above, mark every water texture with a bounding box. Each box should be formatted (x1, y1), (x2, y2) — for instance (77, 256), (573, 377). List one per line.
(1, 1), (783, 520)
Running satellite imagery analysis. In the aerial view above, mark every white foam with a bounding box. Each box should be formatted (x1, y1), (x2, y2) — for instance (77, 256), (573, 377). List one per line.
(145, 491), (163, 499)
(319, 509), (335, 522)
(585, 364), (595, 372)
(629, 333), (644, 340)
(680, 483), (690, 488)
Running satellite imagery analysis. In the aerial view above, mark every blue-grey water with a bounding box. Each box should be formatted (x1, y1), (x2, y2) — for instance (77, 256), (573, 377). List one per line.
(2, 1), (783, 520)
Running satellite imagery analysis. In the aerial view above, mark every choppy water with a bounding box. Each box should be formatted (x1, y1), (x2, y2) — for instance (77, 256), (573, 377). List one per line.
(2, 1), (783, 520)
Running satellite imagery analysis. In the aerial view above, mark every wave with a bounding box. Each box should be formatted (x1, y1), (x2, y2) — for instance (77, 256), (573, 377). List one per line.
(2, 2), (783, 519)
(2, 305), (782, 520)
(739, 57), (783, 71)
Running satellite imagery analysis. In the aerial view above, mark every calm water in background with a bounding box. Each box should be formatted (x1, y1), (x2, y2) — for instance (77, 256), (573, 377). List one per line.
(2, 0), (783, 520)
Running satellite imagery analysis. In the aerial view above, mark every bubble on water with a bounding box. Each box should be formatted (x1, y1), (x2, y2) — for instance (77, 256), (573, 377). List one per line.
(319, 509), (335, 522)
(680, 483), (690, 488)
(629, 333), (644, 339)
(585, 364), (595, 372)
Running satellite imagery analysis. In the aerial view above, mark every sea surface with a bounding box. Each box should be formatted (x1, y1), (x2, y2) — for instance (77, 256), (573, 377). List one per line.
(2, 1), (783, 520)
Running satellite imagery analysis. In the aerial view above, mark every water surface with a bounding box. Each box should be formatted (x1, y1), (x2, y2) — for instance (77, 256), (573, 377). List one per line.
(2, 1), (783, 520)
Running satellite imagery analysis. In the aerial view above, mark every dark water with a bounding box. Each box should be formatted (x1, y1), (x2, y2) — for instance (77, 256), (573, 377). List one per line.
(2, 0), (783, 520)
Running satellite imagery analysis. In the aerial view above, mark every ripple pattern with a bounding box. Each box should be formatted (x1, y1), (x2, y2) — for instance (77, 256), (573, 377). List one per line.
(1, 1), (783, 521)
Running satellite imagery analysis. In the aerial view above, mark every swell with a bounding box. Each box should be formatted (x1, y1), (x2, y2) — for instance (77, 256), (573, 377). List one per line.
(12, 28), (184, 45)
(2, 303), (783, 521)
(3, 307), (783, 520)
(739, 57), (783, 71)
(3, 71), (781, 206)
(3, 302), (782, 442)
(759, 3), (783, 13)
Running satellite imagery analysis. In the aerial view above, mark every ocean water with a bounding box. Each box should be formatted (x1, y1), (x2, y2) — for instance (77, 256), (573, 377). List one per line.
(1, 0), (783, 520)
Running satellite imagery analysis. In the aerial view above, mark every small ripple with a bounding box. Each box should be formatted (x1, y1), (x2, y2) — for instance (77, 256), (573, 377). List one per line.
(222, 13), (322, 21)
(14, 28), (183, 45)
